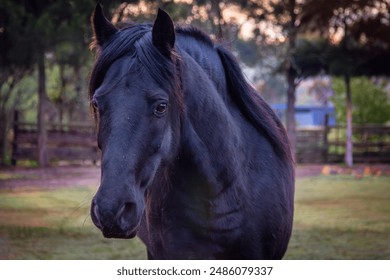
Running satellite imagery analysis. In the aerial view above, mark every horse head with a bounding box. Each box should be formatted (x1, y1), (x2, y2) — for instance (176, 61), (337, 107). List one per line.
(89, 5), (181, 238)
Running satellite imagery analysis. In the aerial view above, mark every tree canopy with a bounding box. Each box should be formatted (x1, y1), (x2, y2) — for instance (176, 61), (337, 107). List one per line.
(1, 0), (389, 165)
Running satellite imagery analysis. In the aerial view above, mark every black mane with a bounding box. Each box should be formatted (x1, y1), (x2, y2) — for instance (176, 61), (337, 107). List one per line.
(89, 24), (149, 102)
(178, 27), (292, 162)
(89, 23), (181, 118)
(216, 46), (293, 162)
(176, 26), (214, 47)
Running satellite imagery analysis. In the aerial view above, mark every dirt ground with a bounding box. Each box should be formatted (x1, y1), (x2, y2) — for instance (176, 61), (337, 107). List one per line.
(0, 164), (389, 190)
(0, 166), (100, 190)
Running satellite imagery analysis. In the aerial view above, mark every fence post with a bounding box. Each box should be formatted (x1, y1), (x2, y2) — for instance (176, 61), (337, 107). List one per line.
(11, 110), (19, 166)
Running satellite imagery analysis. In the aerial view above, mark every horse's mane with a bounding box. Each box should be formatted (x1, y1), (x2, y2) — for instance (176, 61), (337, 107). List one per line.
(176, 26), (214, 47)
(216, 46), (293, 162)
(89, 24), (181, 118)
(175, 27), (292, 162)
(89, 23), (292, 162)
(89, 24), (149, 100)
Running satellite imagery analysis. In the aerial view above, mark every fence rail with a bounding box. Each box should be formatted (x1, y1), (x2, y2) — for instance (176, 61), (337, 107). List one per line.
(11, 117), (390, 165)
(12, 119), (99, 165)
(297, 124), (390, 163)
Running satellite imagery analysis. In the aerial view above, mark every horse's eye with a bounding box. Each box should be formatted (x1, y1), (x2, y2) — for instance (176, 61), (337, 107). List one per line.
(154, 102), (168, 116)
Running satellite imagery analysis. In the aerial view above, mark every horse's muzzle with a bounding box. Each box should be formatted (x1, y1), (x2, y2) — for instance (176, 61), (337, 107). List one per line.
(91, 197), (139, 239)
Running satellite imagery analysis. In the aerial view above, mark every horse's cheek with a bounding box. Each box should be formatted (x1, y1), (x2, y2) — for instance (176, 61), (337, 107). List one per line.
(159, 127), (173, 156)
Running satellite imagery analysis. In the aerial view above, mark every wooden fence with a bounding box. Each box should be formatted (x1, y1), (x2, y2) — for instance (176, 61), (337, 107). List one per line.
(11, 120), (99, 165)
(11, 118), (390, 165)
(297, 125), (390, 163)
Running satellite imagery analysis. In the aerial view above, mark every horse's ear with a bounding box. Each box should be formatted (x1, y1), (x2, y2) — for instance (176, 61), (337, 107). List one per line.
(152, 8), (175, 57)
(91, 4), (118, 47)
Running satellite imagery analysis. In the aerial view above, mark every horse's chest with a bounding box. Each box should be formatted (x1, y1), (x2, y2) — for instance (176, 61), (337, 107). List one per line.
(141, 191), (244, 259)
(141, 209), (227, 259)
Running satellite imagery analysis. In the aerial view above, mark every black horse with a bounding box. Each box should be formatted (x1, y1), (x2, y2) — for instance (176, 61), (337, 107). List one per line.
(89, 5), (294, 260)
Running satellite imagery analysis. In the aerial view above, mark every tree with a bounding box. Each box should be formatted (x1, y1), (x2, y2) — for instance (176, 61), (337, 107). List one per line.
(1, 0), (122, 166)
(111, 0), (230, 40)
(0, 1), (36, 164)
(239, 0), (390, 166)
(332, 77), (390, 124)
(232, 0), (303, 158)
(297, 0), (390, 167)
(1, 0), (76, 166)
(294, 37), (390, 164)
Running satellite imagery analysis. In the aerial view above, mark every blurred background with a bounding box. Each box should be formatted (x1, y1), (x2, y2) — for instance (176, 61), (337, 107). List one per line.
(0, 0), (389, 259)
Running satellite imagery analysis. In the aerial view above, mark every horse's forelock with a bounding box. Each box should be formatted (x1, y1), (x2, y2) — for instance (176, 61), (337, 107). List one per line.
(89, 25), (149, 96)
(88, 24), (184, 126)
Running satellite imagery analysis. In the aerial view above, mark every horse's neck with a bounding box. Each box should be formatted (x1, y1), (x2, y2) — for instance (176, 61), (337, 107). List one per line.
(176, 51), (245, 197)
(177, 39), (227, 97)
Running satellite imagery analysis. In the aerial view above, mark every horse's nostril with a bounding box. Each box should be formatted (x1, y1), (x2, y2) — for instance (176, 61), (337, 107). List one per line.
(91, 198), (103, 229)
(116, 202), (137, 230)
(90, 196), (140, 238)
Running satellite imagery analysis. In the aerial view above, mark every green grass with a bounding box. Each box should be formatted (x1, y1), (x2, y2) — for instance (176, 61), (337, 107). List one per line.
(285, 175), (390, 259)
(0, 187), (146, 259)
(0, 175), (389, 259)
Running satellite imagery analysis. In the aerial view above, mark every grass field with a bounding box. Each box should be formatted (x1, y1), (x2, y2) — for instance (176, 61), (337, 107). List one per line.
(285, 175), (390, 259)
(0, 173), (389, 259)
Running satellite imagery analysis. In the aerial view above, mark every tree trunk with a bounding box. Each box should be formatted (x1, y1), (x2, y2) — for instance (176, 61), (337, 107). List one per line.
(0, 94), (10, 166)
(0, 69), (27, 165)
(58, 65), (66, 130)
(73, 65), (88, 122)
(211, 0), (225, 42)
(285, 0), (298, 160)
(286, 71), (297, 159)
(344, 75), (353, 167)
(37, 51), (49, 167)
(0, 112), (7, 165)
